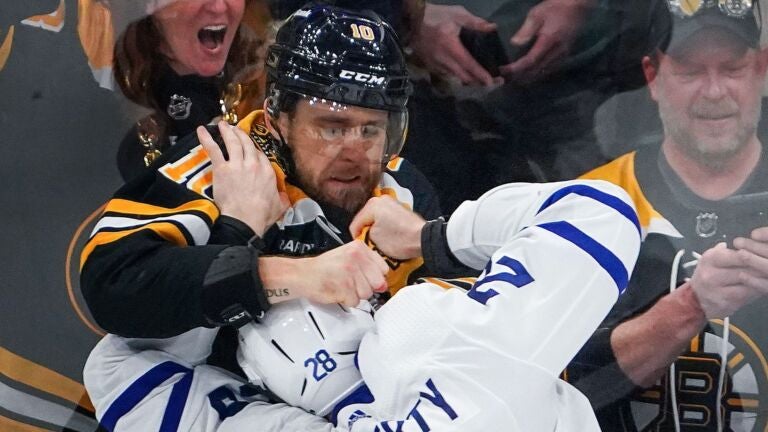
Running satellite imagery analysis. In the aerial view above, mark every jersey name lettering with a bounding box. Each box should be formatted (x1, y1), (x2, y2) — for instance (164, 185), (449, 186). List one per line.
(347, 379), (458, 432)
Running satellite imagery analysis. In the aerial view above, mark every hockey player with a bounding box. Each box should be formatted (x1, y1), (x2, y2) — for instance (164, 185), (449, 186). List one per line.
(80, 5), (440, 340)
(81, 5), (439, 430)
(86, 177), (642, 431)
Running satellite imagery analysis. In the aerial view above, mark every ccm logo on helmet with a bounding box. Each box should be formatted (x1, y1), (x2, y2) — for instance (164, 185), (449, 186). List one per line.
(339, 70), (386, 85)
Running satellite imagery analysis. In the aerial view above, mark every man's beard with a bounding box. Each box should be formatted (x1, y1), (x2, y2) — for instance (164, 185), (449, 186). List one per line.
(660, 99), (760, 171)
(294, 159), (381, 215)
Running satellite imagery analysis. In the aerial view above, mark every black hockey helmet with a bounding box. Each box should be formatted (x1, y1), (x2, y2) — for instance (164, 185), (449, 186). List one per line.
(266, 4), (411, 112)
(265, 4), (412, 162)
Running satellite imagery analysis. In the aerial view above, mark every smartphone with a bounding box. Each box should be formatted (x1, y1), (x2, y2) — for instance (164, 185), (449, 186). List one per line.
(459, 28), (510, 77)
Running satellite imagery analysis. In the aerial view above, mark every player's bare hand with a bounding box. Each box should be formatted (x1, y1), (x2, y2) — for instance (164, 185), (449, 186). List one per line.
(197, 122), (289, 236)
(500, 0), (594, 83)
(295, 241), (389, 307)
(689, 242), (768, 318)
(410, 3), (496, 86)
(350, 196), (427, 260)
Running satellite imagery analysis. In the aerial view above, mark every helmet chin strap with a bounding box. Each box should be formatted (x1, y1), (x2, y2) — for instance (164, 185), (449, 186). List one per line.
(272, 124), (299, 179)
(273, 123), (288, 149)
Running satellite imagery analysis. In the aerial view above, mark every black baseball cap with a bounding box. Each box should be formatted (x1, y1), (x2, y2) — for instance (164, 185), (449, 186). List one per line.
(663, 4), (761, 54)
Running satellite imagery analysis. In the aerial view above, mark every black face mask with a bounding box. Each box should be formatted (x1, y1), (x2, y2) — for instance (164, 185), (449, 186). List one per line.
(153, 64), (224, 138)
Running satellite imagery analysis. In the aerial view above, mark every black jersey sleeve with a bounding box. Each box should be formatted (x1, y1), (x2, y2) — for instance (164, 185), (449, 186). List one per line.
(80, 133), (270, 338)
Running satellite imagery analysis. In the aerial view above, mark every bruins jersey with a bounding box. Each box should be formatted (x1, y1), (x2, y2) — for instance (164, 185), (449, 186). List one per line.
(80, 109), (440, 338)
(572, 142), (768, 432)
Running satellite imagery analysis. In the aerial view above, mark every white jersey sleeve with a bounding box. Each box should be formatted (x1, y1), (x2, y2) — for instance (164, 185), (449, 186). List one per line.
(334, 180), (641, 432)
(84, 329), (335, 432)
(445, 180), (641, 374)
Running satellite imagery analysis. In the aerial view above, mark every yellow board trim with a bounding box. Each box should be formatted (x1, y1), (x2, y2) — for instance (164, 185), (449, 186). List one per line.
(0, 347), (94, 413)
(77, 0), (114, 70)
(0, 26), (14, 72)
(65, 204), (107, 337)
(0, 415), (49, 432)
(21, 0), (66, 32)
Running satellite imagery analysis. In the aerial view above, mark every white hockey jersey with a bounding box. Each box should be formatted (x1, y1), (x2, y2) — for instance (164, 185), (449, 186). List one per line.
(84, 328), (334, 431)
(85, 180), (640, 432)
(325, 180), (641, 431)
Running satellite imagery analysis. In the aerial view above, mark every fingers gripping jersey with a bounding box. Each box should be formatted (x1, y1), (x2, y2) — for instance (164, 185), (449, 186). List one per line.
(79, 110), (440, 338)
(333, 180), (641, 431)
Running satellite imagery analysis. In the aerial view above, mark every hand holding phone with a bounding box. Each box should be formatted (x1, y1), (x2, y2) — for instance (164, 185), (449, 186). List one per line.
(459, 28), (509, 77)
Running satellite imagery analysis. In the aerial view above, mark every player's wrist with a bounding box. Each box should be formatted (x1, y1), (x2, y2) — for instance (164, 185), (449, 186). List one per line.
(258, 256), (303, 304)
(221, 210), (269, 237)
(201, 240), (271, 328)
(403, 219), (427, 259)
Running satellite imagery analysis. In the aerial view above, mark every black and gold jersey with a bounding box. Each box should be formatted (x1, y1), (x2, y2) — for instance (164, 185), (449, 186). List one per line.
(573, 142), (768, 432)
(80, 110), (441, 339)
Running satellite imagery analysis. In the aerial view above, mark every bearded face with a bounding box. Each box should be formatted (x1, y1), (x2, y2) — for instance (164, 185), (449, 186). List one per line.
(648, 30), (765, 170)
(279, 100), (389, 214)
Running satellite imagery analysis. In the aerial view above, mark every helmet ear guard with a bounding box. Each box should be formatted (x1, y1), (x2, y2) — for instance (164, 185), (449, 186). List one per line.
(265, 96), (280, 119)
(237, 299), (375, 416)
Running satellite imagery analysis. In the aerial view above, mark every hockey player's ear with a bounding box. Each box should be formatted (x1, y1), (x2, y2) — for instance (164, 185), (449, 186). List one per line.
(756, 46), (768, 76)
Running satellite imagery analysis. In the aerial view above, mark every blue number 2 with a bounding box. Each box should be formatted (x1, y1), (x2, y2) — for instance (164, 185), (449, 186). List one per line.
(304, 349), (338, 381)
(467, 256), (534, 305)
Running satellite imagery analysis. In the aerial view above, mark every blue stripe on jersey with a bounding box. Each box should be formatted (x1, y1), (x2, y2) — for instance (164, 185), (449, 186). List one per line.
(537, 184), (640, 236)
(538, 221), (629, 294)
(101, 361), (191, 431)
(159, 370), (194, 431)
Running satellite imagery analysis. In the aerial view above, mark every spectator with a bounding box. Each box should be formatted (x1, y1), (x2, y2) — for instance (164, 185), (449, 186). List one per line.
(401, 0), (670, 213)
(112, 0), (267, 181)
(570, 3), (768, 430)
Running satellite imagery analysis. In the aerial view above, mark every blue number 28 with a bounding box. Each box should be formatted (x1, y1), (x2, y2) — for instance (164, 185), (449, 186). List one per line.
(304, 349), (338, 381)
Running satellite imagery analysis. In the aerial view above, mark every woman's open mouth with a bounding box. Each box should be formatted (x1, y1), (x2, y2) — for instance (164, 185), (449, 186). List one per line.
(198, 25), (227, 51)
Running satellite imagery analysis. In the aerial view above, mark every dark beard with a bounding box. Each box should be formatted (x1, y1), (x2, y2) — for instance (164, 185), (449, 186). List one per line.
(284, 128), (381, 214)
(297, 170), (378, 214)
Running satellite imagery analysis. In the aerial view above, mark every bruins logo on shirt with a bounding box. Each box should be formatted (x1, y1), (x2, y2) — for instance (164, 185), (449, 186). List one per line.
(625, 320), (768, 431)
